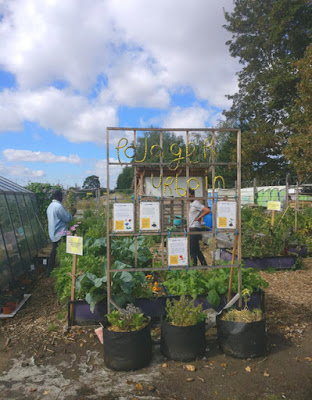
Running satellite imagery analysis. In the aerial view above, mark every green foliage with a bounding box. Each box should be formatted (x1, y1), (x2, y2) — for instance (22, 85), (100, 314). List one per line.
(82, 175), (100, 189)
(223, 0), (312, 180)
(163, 268), (268, 307)
(26, 182), (63, 231)
(107, 304), (147, 332)
(116, 166), (134, 190)
(165, 295), (206, 327)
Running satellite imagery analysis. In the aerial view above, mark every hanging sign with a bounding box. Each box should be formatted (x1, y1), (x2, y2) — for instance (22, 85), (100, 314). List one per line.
(168, 237), (188, 266)
(140, 202), (160, 230)
(113, 203), (134, 232)
(66, 236), (83, 256)
(267, 201), (281, 211)
(217, 201), (237, 229)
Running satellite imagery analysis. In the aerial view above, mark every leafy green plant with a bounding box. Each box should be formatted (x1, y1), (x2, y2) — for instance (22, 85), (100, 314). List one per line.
(221, 289), (262, 323)
(163, 267), (268, 307)
(166, 295), (205, 326)
(107, 304), (148, 332)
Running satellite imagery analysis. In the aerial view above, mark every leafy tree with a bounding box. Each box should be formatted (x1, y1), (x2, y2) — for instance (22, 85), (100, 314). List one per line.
(82, 175), (100, 189)
(116, 166), (134, 190)
(284, 42), (312, 182)
(223, 0), (312, 180)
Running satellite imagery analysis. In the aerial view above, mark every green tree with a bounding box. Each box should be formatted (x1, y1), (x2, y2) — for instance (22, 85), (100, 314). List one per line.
(82, 175), (100, 189)
(223, 0), (312, 181)
(116, 166), (134, 190)
(284, 42), (312, 182)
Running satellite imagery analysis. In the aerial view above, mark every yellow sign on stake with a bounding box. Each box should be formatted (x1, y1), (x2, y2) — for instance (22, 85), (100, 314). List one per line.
(267, 201), (281, 211)
(66, 236), (83, 256)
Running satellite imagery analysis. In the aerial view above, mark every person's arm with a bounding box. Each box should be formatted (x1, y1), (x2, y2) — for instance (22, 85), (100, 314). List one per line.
(195, 206), (211, 223)
(57, 204), (73, 223)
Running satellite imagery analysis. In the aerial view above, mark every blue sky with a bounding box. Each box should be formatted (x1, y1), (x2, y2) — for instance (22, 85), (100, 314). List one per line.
(0, 0), (238, 188)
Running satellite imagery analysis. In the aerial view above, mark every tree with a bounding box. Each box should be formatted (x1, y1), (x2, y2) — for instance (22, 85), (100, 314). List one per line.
(116, 166), (134, 190)
(223, 0), (312, 181)
(284, 42), (312, 182)
(82, 175), (100, 189)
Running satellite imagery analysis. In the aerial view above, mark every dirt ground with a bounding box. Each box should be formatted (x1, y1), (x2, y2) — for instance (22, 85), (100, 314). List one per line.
(1, 260), (312, 400)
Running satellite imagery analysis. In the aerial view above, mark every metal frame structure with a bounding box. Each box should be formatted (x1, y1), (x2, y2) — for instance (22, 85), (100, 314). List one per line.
(0, 176), (47, 290)
(106, 128), (242, 312)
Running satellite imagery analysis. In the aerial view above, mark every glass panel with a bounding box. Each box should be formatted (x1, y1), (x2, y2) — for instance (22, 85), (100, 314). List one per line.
(0, 193), (24, 281)
(24, 195), (43, 250)
(16, 194), (37, 257)
(6, 194), (31, 269)
(0, 226), (12, 290)
(30, 195), (47, 248)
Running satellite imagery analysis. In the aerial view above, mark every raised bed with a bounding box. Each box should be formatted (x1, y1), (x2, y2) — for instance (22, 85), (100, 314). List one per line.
(67, 299), (107, 327)
(221, 249), (297, 270)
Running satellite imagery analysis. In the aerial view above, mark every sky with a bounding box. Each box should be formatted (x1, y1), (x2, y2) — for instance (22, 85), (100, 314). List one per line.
(0, 0), (238, 189)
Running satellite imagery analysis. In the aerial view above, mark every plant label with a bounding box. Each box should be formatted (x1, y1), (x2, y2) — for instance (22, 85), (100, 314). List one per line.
(66, 236), (83, 256)
(267, 201), (281, 211)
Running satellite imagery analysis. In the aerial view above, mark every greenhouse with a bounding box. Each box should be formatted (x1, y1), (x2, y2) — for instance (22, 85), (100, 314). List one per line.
(0, 176), (47, 291)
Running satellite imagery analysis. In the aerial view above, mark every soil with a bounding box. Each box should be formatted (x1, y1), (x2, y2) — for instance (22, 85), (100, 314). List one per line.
(1, 260), (312, 400)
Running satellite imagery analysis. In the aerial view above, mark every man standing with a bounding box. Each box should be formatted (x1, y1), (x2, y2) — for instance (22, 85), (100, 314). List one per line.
(189, 188), (211, 266)
(46, 190), (76, 276)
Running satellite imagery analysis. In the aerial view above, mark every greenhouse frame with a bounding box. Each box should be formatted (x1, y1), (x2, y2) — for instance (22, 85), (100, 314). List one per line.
(0, 176), (47, 291)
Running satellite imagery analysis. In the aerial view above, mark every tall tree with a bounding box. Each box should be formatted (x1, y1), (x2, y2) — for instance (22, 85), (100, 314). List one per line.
(284, 42), (312, 182)
(116, 166), (134, 190)
(223, 0), (312, 180)
(82, 175), (100, 189)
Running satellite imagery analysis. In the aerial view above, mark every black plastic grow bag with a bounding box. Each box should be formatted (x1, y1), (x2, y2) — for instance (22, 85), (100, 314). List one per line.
(103, 319), (152, 371)
(134, 296), (168, 318)
(160, 318), (206, 361)
(216, 312), (266, 359)
(221, 249), (296, 270)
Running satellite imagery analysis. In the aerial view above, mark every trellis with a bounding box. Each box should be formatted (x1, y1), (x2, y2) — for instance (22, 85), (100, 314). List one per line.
(106, 128), (242, 312)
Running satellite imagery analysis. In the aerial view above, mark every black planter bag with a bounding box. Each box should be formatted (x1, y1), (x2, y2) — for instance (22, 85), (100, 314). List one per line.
(161, 318), (206, 361)
(216, 313), (266, 359)
(103, 320), (152, 371)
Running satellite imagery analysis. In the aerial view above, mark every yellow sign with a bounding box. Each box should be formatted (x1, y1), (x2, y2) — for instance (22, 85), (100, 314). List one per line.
(218, 217), (227, 228)
(267, 201), (281, 211)
(141, 218), (150, 229)
(66, 236), (83, 256)
(115, 220), (124, 230)
(170, 255), (179, 265)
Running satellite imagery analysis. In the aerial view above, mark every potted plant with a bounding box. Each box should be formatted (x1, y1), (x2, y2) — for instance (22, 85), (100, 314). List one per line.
(103, 304), (152, 371)
(161, 295), (206, 361)
(216, 289), (266, 359)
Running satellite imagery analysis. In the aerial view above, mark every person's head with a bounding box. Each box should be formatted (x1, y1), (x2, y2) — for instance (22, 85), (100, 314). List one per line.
(189, 188), (195, 198)
(52, 189), (63, 202)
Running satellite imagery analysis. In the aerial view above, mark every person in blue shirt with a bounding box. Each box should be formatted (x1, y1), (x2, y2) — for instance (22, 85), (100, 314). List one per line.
(46, 190), (76, 276)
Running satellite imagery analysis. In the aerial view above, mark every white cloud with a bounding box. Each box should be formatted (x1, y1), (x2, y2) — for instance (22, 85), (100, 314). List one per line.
(3, 149), (81, 164)
(94, 158), (123, 188)
(0, 88), (118, 144)
(0, 161), (45, 178)
(163, 107), (210, 129)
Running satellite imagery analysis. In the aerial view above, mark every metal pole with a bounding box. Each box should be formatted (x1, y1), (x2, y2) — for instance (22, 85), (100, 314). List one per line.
(237, 130), (242, 308)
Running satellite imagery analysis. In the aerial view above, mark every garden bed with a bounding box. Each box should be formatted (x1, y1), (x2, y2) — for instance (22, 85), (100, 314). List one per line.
(221, 249), (297, 270)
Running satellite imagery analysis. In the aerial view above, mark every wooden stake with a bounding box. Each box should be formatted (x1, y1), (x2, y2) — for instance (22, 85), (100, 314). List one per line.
(70, 253), (77, 326)
(271, 210), (275, 227)
(227, 235), (238, 303)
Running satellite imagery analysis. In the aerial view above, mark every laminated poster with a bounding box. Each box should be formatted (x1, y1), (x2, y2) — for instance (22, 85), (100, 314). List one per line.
(113, 203), (134, 232)
(168, 237), (188, 266)
(140, 202), (160, 230)
(66, 236), (83, 256)
(217, 201), (237, 229)
(267, 201), (281, 211)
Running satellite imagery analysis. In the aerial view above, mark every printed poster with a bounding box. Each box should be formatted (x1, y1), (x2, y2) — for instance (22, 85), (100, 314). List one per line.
(140, 202), (160, 231)
(217, 201), (237, 229)
(267, 201), (281, 211)
(168, 237), (188, 266)
(113, 203), (134, 232)
(66, 236), (83, 256)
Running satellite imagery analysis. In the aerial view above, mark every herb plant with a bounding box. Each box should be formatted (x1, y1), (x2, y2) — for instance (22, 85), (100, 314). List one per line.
(107, 304), (148, 332)
(165, 295), (206, 327)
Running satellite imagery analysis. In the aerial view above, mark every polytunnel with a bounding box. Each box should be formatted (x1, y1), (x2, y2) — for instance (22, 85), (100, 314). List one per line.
(0, 176), (47, 291)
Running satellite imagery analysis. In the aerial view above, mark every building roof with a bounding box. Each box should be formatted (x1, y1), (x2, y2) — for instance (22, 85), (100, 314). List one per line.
(0, 176), (33, 193)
